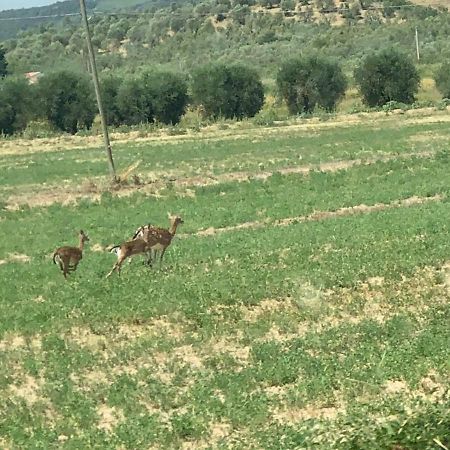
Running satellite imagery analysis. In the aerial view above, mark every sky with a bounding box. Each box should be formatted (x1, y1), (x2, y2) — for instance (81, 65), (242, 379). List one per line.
(0, 0), (55, 11)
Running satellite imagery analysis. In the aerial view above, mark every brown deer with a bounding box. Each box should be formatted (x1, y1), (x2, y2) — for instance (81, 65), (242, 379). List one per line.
(106, 215), (183, 278)
(53, 230), (89, 279)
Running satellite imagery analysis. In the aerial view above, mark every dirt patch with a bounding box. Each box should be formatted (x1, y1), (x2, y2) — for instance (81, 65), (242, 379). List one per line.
(0, 333), (26, 351)
(9, 375), (44, 406)
(272, 405), (340, 424)
(118, 316), (185, 342)
(209, 338), (251, 366)
(97, 404), (124, 433)
(240, 298), (295, 322)
(384, 379), (410, 395)
(0, 253), (31, 265)
(172, 345), (204, 369)
(260, 324), (307, 343)
(66, 327), (107, 351)
(91, 243), (106, 252)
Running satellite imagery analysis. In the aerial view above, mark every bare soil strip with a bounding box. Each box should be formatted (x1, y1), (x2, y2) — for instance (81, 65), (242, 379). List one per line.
(0, 107), (449, 157)
(194, 194), (444, 237)
(3, 150), (435, 210)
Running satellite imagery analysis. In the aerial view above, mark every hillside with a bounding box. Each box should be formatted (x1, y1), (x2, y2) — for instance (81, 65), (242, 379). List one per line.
(2, 0), (449, 79)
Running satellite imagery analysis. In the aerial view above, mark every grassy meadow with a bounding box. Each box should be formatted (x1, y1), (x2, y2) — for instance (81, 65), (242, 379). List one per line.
(0, 108), (449, 449)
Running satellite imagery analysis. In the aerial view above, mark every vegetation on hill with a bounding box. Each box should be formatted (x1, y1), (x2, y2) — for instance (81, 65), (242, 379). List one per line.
(0, 0), (450, 136)
(1, 0), (449, 78)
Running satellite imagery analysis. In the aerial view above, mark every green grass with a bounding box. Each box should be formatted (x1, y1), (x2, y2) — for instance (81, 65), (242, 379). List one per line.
(0, 112), (449, 449)
(1, 116), (450, 191)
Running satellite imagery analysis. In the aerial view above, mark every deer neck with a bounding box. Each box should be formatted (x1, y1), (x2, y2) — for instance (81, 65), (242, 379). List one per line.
(79, 236), (85, 252)
(169, 222), (179, 236)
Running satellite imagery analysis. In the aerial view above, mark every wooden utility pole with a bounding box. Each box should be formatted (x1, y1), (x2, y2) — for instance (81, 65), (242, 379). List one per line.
(79, 0), (117, 181)
(415, 27), (420, 62)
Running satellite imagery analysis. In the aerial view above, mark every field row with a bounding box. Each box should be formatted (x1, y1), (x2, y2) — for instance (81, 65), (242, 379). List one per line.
(1, 116), (449, 192)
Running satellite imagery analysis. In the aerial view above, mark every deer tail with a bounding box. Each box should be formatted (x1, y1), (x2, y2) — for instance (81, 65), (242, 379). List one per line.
(110, 245), (120, 255)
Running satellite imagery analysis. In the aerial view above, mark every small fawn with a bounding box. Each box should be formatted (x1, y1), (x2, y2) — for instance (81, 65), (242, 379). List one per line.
(106, 215), (183, 278)
(53, 230), (89, 279)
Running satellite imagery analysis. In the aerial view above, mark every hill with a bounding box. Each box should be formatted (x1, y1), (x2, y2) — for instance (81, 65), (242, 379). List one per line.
(2, 0), (449, 78)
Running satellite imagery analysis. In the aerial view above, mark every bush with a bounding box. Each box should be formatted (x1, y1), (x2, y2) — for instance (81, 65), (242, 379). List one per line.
(100, 74), (123, 127)
(434, 62), (450, 99)
(0, 76), (32, 135)
(116, 76), (152, 126)
(276, 56), (347, 114)
(354, 48), (420, 107)
(116, 70), (188, 126)
(144, 71), (188, 125)
(37, 71), (97, 134)
(191, 63), (264, 119)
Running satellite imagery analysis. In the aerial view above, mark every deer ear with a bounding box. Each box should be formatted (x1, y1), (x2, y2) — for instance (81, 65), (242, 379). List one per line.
(167, 212), (172, 219)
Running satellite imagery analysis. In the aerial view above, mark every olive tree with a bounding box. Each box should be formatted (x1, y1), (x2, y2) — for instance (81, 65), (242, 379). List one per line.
(191, 63), (264, 119)
(354, 48), (420, 107)
(276, 56), (347, 114)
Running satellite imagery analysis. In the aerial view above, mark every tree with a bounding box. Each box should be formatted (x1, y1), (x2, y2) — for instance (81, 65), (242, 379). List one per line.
(37, 71), (97, 134)
(191, 63), (264, 119)
(100, 74), (123, 127)
(354, 48), (420, 107)
(144, 71), (188, 125)
(0, 77), (32, 135)
(276, 56), (347, 114)
(0, 46), (8, 78)
(434, 62), (450, 99)
(116, 77), (152, 126)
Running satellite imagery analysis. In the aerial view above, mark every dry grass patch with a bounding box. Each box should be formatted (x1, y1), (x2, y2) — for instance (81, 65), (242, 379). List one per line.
(96, 404), (125, 433)
(272, 404), (341, 424)
(9, 375), (45, 406)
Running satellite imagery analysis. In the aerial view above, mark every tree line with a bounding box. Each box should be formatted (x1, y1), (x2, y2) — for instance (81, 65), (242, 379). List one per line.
(1, 47), (450, 136)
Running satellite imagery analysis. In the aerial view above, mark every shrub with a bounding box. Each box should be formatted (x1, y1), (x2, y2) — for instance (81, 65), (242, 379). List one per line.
(354, 48), (420, 107)
(191, 63), (264, 119)
(434, 62), (450, 99)
(144, 71), (188, 125)
(100, 74), (123, 127)
(0, 76), (32, 135)
(37, 71), (97, 134)
(116, 76), (151, 126)
(116, 70), (188, 126)
(276, 56), (347, 114)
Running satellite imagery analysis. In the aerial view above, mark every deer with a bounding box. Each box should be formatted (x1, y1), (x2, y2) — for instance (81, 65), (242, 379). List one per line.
(106, 215), (183, 278)
(53, 230), (90, 279)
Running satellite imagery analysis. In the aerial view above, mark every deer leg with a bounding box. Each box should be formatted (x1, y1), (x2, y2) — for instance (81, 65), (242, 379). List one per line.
(106, 255), (126, 278)
(159, 247), (167, 266)
(147, 249), (155, 267)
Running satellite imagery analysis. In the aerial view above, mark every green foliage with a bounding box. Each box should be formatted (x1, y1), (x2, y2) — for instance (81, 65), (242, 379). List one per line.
(116, 76), (152, 126)
(276, 56), (347, 114)
(37, 71), (97, 134)
(144, 71), (189, 125)
(434, 62), (450, 99)
(1, 114), (450, 448)
(191, 63), (264, 119)
(115, 71), (188, 126)
(0, 46), (7, 78)
(0, 76), (32, 135)
(100, 74), (124, 127)
(354, 48), (420, 107)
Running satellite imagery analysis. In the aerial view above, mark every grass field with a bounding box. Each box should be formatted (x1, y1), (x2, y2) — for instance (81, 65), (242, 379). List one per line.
(0, 108), (449, 449)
